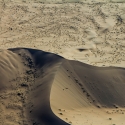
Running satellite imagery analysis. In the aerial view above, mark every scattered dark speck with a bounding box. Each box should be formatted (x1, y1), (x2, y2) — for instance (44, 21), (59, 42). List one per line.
(17, 93), (21, 96)
(77, 48), (87, 52)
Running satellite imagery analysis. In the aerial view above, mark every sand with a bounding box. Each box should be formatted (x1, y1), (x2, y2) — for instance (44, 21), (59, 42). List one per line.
(0, 48), (125, 125)
(51, 59), (125, 125)
(0, 0), (125, 125)
(1, 0), (125, 67)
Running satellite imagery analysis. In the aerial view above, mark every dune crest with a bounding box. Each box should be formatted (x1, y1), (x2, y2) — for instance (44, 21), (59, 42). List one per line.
(0, 48), (125, 125)
(0, 48), (69, 125)
(51, 59), (125, 125)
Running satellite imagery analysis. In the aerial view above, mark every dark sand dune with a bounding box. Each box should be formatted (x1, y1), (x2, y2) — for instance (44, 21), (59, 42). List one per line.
(0, 48), (125, 125)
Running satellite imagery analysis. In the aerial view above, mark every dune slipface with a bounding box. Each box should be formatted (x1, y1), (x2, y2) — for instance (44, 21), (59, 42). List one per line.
(0, 48), (125, 125)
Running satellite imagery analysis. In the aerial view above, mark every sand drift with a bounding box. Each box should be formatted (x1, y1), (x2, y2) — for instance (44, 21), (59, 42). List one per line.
(0, 48), (125, 125)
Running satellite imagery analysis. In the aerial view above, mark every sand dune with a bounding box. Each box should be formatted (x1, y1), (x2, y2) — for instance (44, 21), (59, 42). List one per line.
(0, 48), (125, 125)
(51, 58), (125, 125)
(1, 1), (125, 68)
(0, 48), (69, 125)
